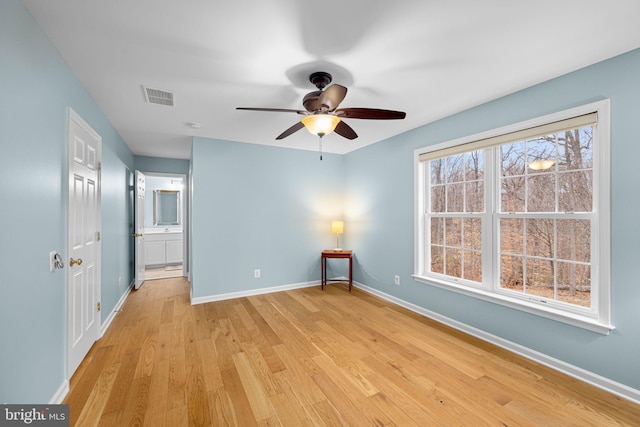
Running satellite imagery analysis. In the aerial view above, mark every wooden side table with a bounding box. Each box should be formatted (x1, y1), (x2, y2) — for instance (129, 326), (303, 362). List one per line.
(321, 250), (353, 291)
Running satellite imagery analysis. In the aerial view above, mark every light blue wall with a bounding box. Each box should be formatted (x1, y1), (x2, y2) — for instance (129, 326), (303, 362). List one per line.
(135, 155), (189, 175)
(344, 48), (640, 390)
(0, 0), (134, 403)
(190, 138), (346, 298)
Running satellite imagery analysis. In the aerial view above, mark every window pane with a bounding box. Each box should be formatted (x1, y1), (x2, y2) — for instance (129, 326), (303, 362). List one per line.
(556, 219), (590, 263)
(500, 218), (524, 255)
(465, 181), (483, 212)
(430, 217), (444, 245)
(526, 219), (554, 259)
(501, 176), (525, 212)
(557, 127), (593, 170)
(445, 218), (462, 247)
(464, 151), (484, 180)
(501, 255), (524, 290)
(527, 135), (556, 175)
(557, 261), (590, 307)
(447, 183), (465, 212)
(464, 218), (482, 251)
(558, 171), (592, 212)
(527, 173), (556, 212)
(446, 248), (462, 278)
(431, 158), (445, 184)
(526, 258), (555, 299)
(446, 154), (465, 182)
(463, 250), (482, 282)
(501, 141), (526, 177)
(431, 185), (445, 213)
(431, 245), (444, 274)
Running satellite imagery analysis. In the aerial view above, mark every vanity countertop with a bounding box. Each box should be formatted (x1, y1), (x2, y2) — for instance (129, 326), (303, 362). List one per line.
(145, 228), (183, 234)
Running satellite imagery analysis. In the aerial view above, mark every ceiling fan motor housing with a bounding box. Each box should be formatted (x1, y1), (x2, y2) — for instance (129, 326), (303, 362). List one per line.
(309, 71), (332, 90)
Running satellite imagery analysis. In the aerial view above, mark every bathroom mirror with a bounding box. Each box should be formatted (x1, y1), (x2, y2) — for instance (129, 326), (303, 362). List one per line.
(153, 190), (180, 225)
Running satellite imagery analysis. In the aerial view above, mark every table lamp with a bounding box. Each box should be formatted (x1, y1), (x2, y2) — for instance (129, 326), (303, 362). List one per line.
(331, 220), (344, 250)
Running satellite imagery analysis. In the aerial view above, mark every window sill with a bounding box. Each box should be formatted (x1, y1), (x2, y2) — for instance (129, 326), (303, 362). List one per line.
(412, 274), (614, 335)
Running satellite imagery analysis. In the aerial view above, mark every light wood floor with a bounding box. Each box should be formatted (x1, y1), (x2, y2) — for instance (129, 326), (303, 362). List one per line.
(65, 277), (640, 426)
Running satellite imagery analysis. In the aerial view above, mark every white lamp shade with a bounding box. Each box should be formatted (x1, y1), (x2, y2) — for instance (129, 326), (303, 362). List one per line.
(331, 221), (344, 234)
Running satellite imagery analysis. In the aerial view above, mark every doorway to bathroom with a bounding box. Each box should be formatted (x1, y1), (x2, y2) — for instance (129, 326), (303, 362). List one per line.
(140, 172), (186, 282)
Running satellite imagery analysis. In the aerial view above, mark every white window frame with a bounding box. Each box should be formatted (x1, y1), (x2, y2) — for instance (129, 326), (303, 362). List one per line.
(414, 100), (613, 334)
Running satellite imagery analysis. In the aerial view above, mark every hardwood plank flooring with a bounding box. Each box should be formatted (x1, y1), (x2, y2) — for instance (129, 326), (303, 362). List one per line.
(65, 277), (640, 426)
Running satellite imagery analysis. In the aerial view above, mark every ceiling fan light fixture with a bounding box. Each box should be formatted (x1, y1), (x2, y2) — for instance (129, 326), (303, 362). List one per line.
(301, 114), (341, 136)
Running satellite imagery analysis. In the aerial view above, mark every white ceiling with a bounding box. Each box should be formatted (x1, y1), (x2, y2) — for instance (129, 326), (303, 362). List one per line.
(22, 0), (640, 160)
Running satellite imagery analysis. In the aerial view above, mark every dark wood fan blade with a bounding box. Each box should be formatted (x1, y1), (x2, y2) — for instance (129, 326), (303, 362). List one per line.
(275, 121), (305, 140)
(237, 107), (307, 115)
(318, 85), (347, 111)
(335, 108), (406, 120)
(334, 121), (358, 140)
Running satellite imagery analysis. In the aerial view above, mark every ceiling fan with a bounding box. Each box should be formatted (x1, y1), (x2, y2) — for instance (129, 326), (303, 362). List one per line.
(236, 71), (406, 141)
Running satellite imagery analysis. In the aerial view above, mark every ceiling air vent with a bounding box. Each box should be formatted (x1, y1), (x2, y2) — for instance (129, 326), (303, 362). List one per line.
(142, 86), (174, 106)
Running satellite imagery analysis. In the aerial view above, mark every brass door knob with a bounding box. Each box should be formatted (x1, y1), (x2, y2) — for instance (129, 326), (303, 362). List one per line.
(70, 257), (83, 267)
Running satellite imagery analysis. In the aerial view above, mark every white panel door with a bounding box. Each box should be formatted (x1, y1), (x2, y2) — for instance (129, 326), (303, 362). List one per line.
(134, 171), (146, 289)
(67, 109), (101, 378)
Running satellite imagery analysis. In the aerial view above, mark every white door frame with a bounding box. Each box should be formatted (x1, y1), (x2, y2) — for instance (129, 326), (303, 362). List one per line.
(66, 108), (101, 379)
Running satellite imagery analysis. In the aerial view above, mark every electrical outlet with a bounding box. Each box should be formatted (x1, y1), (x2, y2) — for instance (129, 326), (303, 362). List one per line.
(394, 275), (400, 285)
(254, 269), (261, 278)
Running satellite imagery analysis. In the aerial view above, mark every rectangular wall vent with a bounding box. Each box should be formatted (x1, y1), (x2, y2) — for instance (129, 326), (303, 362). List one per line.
(142, 86), (174, 106)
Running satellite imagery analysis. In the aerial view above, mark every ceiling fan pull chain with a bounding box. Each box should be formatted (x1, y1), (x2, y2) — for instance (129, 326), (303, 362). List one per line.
(318, 134), (324, 160)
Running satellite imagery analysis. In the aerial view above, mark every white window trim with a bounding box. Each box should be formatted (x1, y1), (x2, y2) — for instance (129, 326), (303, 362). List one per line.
(414, 100), (613, 334)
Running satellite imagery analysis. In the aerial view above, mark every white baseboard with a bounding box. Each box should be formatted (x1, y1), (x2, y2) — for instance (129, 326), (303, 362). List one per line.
(49, 380), (69, 404)
(352, 280), (640, 405)
(100, 281), (133, 338)
(191, 280), (319, 305)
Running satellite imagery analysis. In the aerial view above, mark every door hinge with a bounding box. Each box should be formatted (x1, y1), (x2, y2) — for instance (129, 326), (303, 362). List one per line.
(97, 231), (101, 241)
(97, 302), (101, 312)
(98, 162), (102, 171)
